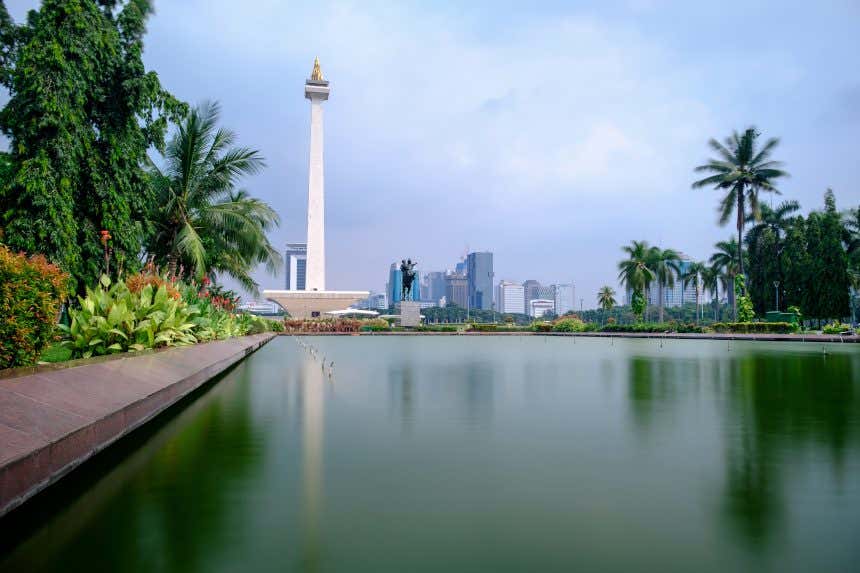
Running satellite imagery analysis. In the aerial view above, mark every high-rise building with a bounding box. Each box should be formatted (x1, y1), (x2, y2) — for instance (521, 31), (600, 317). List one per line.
(554, 283), (575, 315)
(497, 281), (525, 314)
(445, 273), (468, 308)
(285, 243), (308, 290)
(643, 257), (698, 308)
(466, 251), (494, 310)
(424, 271), (447, 304)
(388, 262), (420, 306)
(522, 279), (542, 313)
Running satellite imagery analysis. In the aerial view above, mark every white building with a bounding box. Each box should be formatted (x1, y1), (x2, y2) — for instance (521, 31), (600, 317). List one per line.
(529, 298), (555, 318)
(553, 283), (575, 315)
(497, 280), (526, 314)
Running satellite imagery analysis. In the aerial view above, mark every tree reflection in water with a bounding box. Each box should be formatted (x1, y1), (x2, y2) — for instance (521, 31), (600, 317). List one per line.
(626, 346), (860, 550)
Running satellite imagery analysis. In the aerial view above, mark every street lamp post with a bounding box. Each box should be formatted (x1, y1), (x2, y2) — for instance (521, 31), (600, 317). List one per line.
(773, 280), (780, 312)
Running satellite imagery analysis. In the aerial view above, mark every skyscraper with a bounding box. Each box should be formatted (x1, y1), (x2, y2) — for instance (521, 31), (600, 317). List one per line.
(554, 283), (575, 315)
(445, 273), (468, 308)
(466, 251), (494, 311)
(497, 281), (525, 314)
(284, 243), (307, 290)
(424, 271), (447, 304)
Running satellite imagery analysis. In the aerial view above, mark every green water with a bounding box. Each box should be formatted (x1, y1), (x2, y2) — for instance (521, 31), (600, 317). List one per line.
(2, 336), (859, 572)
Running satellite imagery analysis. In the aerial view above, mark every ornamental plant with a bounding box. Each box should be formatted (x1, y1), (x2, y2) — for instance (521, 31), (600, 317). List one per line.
(60, 275), (198, 359)
(0, 245), (70, 368)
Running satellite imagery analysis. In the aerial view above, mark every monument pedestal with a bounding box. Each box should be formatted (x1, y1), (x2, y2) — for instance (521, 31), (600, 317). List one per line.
(396, 301), (421, 328)
(264, 290), (369, 319)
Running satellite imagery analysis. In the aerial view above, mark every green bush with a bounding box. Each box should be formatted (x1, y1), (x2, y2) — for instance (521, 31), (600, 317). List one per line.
(360, 318), (391, 332)
(822, 322), (853, 335)
(470, 323), (498, 332)
(552, 318), (587, 332)
(60, 275), (198, 358)
(416, 325), (457, 332)
(599, 322), (704, 333)
(532, 322), (553, 332)
(711, 322), (798, 334)
(0, 246), (70, 368)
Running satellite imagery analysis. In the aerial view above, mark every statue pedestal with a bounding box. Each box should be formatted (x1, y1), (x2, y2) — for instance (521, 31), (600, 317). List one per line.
(396, 301), (421, 328)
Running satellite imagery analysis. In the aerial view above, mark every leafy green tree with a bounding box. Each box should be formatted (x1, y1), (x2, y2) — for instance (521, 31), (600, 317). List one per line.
(744, 200), (800, 312)
(806, 190), (849, 322)
(145, 102), (281, 294)
(692, 127), (788, 278)
(597, 285), (617, 311)
(618, 240), (655, 322)
(681, 261), (706, 323)
(0, 0), (186, 291)
(734, 274), (755, 322)
(710, 238), (743, 320)
(647, 246), (681, 323)
(781, 216), (811, 315)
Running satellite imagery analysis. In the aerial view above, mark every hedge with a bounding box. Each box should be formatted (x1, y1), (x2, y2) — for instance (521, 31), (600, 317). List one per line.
(600, 322), (705, 333)
(711, 322), (798, 334)
(0, 245), (70, 368)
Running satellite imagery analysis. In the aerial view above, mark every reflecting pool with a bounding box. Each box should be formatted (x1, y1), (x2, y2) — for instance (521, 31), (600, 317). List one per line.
(1, 336), (859, 572)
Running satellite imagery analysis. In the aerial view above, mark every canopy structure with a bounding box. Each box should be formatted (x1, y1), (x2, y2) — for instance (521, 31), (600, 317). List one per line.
(324, 309), (379, 317)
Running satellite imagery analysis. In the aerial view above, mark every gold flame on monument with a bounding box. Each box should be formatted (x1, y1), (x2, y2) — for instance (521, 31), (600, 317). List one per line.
(310, 57), (324, 81)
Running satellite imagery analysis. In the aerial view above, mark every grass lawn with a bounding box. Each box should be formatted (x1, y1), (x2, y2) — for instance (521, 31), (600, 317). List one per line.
(39, 343), (73, 363)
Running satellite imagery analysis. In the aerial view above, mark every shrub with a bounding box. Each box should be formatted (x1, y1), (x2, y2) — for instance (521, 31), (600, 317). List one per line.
(599, 322), (704, 334)
(711, 322), (798, 334)
(360, 318), (390, 332)
(60, 275), (198, 358)
(822, 322), (853, 335)
(532, 322), (553, 332)
(552, 317), (586, 332)
(470, 323), (498, 332)
(417, 325), (457, 332)
(0, 246), (70, 368)
(126, 271), (181, 300)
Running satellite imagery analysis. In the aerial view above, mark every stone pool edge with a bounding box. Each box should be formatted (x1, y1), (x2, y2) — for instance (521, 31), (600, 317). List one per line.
(0, 332), (276, 518)
(281, 331), (860, 343)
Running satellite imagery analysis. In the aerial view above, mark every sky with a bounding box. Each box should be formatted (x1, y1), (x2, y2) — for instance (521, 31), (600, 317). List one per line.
(4, 0), (860, 306)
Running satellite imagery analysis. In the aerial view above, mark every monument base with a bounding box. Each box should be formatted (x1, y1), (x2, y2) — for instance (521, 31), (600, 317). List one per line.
(396, 301), (422, 328)
(263, 290), (369, 319)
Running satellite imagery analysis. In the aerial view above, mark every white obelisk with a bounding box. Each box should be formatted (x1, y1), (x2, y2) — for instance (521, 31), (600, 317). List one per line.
(304, 57), (329, 291)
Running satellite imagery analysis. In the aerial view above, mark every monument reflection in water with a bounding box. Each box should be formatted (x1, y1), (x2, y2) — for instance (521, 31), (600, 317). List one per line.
(1, 336), (858, 572)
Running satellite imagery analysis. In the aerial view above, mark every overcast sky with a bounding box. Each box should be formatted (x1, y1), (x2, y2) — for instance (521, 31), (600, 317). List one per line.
(5, 0), (860, 306)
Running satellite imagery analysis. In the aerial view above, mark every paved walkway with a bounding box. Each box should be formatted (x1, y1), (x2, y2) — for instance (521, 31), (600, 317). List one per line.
(0, 333), (275, 517)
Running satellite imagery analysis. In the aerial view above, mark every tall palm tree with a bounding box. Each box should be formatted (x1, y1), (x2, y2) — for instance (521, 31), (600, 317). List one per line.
(597, 286), (617, 312)
(692, 127), (788, 277)
(647, 246), (681, 323)
(681, 261), (706, 323)
(710, 238), (742, 320)
(701, 265), (721, 322)
(146, 102), (282, 294)
(618, 240), (655, 322)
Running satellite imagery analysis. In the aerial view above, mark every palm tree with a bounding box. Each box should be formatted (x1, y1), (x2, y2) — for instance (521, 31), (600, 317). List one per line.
(597, 286), (617, 312)
(618, 240), (655, 322)
(692, 127), (788, 277)
(146, 102), (282, 294)
(647, 246), (681, 323)
(701, 265), (721, 322)
(681, 261), (706, 323)
(710, 238), (742, 320)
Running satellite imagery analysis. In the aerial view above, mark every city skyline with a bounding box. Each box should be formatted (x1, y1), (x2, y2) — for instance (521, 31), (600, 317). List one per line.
(5, 1), (856, 304)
